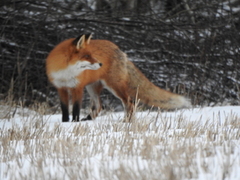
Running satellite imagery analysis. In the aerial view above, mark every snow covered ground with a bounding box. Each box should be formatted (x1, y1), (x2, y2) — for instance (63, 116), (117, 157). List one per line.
(0, 106), (240, 180)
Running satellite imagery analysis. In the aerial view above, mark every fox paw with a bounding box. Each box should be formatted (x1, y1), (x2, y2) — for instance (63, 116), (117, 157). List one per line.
(81, 114), (92, 121)
(72, 119), (79, 122)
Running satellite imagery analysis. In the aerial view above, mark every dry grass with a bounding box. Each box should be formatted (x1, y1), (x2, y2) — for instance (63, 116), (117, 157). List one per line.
(0, 103), (240, 180)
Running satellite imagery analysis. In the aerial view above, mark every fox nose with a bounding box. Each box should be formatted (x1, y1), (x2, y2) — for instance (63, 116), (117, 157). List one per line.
(99, 63), (102, 67)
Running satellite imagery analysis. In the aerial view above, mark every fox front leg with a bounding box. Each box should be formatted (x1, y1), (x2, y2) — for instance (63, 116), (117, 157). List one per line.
(71, 88), (83, 122)
(58, 88), (69, 122)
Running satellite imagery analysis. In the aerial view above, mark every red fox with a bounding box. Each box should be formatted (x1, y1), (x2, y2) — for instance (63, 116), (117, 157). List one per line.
(46, 34), (191, 122)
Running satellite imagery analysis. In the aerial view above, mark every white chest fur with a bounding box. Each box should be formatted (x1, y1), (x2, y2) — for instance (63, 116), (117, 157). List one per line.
(51, 61), (101, 88)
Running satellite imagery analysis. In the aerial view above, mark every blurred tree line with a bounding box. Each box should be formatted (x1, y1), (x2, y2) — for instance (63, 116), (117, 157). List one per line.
(0, 0), (239, 109)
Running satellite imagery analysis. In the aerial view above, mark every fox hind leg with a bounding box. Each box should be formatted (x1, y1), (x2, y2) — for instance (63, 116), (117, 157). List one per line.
(104, 82), (135, 122)
(121, 96), (135, 122)
(82, 81), (103, 121)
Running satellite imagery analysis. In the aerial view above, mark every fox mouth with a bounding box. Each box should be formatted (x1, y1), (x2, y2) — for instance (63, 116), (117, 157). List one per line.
(78, 63), (101, 70)
(92, 64), (101, 70)
(80, 65), (87, 69)
(75, 60), (102, 70)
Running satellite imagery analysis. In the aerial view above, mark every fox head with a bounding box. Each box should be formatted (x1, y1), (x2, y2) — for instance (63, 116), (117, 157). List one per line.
(48, 34), (102, 88)
(69, 33), (102, 70)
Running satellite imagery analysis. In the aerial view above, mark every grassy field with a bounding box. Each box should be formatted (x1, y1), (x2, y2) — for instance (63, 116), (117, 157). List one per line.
(0, 104), (240, 180)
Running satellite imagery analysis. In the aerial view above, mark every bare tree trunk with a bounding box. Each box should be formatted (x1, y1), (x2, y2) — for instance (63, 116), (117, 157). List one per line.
(182, 0), (195, 23)
(96, 0), (111, 11)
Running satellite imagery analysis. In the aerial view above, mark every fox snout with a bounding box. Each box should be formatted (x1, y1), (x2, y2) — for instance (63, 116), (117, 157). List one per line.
(92, 59), (102, 68)
(88, 56), (102, 68)
(95, 62), (102, 69)
(87, 61), (102, 70)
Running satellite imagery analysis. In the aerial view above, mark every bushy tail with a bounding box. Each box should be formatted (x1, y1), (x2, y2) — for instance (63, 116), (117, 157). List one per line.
(127, 61), (191, 110)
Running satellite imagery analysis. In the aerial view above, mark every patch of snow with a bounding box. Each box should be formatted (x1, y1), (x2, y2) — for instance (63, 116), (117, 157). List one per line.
(0, 106), (240, 179)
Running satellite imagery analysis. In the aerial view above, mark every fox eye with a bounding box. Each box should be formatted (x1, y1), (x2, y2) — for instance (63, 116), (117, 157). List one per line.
(83, 55), (90, 59)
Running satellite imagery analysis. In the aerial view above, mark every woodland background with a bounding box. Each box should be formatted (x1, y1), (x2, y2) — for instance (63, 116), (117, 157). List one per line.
(0, 0), (240, 110)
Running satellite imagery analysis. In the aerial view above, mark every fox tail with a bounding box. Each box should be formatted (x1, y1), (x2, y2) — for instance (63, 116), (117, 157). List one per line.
(127, 62), (191, 110)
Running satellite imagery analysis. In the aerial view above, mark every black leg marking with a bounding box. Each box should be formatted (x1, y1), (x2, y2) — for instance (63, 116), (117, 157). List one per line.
(72, 101), (80, 122)
(81, 114), (92, 121)
(61, 101), (69, 122)
(91, 105), (96, 111)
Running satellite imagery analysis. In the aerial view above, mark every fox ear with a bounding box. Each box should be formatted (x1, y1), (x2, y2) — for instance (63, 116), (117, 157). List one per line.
(73, 33), (92, 50)
(85, 33), (92, 44)
(75, 34), (86, 50)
